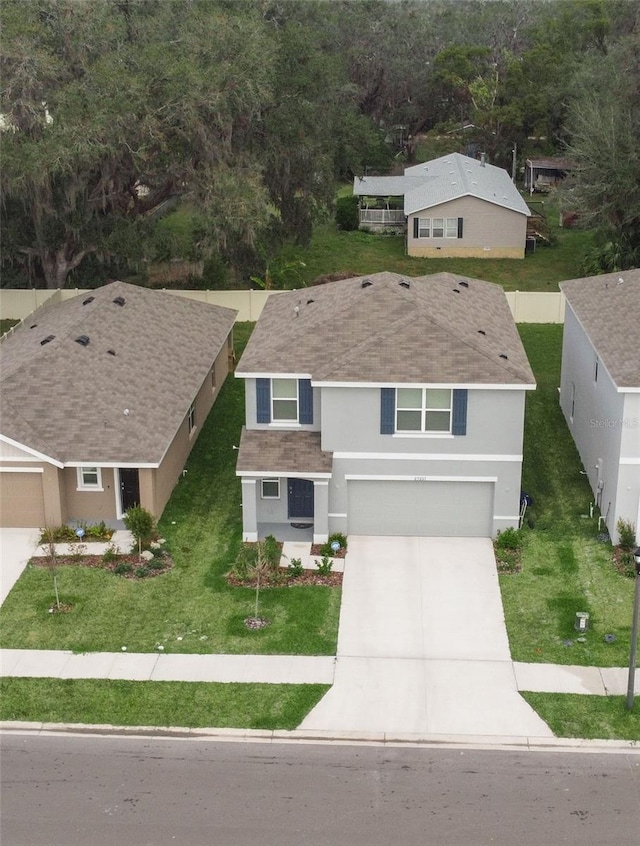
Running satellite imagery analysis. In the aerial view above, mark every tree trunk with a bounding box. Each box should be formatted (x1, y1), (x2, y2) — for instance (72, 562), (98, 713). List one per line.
(40, 241), (94, 289)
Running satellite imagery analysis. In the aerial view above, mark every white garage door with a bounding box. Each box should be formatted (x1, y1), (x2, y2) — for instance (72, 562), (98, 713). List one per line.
(0, 471), (46, 528)
(348, 480), (494, 537)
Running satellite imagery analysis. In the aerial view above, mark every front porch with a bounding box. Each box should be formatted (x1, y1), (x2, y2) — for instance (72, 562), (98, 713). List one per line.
(358, 208), (406, 232)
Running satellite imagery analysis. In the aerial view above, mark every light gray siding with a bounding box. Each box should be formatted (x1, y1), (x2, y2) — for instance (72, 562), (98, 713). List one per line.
(560, 304), (640, 542)
(244, 378), (321, 431)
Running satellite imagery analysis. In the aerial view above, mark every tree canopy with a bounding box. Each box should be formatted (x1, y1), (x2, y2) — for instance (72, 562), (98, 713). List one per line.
(1, 0), (638, 287)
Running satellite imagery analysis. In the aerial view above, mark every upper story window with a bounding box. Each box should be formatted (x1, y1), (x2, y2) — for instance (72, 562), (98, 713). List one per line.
(415, 217), (462, 239)
(272, 378), (298, 421)
(381, 387), (467, 436)
(256, 378), (313, 425)
(396, 388), (452, 432)
(77, 466), (102, 490)
(188, 401), (196, 434)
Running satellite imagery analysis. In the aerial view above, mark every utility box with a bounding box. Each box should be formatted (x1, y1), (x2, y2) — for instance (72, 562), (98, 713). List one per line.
(574, 612), (590, 632)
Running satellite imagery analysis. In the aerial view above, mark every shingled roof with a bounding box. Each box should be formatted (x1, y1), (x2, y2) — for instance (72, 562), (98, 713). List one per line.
(0, 282), (237, 464)
(237, 272), (534, 386)
(560, 269), (640, 389)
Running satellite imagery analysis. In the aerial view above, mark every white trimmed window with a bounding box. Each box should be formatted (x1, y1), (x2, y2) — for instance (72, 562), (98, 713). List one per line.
(418, 218), (431, 238)
(271, 378), (298, 422)
(261, 478), (280, 499)
(416, 217), (459, 239)
(77, 466), (102, 490)
(188, 402), (196, 433)
(445, 217), (458, 238)
(396, 388), (452, 433)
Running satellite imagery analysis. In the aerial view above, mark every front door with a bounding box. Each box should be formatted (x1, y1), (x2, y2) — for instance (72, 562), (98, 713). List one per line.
(119, 468), (140, 514)
(288, 478), (314, 519)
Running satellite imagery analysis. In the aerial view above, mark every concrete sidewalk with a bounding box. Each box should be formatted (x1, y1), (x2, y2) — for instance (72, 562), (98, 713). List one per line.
(0, 648), (335, 685)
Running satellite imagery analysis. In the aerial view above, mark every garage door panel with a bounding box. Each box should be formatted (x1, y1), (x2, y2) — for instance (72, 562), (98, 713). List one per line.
(348, 480), (493, 537)
(0, 472), (46, 528)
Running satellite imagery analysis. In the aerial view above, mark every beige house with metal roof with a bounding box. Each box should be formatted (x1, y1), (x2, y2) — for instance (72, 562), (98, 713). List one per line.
(559, 270), (640, 544)
(0, 281), (237, 528)
(235, 272), (535, 543)
(353, 152), (530, 259)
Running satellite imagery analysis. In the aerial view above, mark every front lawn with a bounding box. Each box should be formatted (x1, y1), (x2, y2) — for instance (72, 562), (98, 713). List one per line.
(0, 322), (341, 656)
(500, 325), (636, 666)
(520, 693), (640, 741)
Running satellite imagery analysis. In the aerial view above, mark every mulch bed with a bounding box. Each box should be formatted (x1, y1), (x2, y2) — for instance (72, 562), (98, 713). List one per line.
(227, 569), (342, 588)
(310, 544), (346, 559)
(611, 547), (637, 578)
(31, 552), (174, 580)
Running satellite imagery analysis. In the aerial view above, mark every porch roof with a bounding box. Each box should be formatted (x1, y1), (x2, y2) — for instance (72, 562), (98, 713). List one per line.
(236, 428), (333, 476)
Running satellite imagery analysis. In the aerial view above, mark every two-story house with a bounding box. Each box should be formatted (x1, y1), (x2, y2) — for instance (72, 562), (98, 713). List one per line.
(235, 272), (535, 543)
(559, 270), (640, 544)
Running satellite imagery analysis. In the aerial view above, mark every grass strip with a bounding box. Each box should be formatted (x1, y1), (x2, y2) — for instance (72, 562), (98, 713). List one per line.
(0, 677), (329, 731)
(521, 692), (640, 741)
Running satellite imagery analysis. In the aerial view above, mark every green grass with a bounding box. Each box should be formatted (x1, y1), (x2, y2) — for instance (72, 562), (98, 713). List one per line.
(520, 693), (640, 741)
(0, 322), (341, 656)
(499, 325), (636, 666)
(0, 677), (328, 731)
(0, 318), (20, 335)
(278, 209), (593, 291)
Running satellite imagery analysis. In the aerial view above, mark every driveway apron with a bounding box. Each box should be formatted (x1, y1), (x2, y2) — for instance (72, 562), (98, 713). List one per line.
(300, 536), (553, 738)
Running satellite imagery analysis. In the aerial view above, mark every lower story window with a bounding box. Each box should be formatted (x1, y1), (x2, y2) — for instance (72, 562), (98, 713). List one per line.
(188, 402), (196, 433)
(77, 466), (102, 490)
(261, 478), (280, 499)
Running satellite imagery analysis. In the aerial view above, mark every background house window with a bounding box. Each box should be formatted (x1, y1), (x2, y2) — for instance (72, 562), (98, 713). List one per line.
(432, 218), (445, 238)
(261, 479), (280, 499)
(594, 359), (599, 383)
(445, 217), (458, 238)
(211, 367), (216, 392)
(418, 218), (431, 238)
(188, 402), (196, 433)
(396, 388), (452, 432)
(77, 466), (102, 490)
(272, 378), (298, 421)
(570, 382), (576, 420)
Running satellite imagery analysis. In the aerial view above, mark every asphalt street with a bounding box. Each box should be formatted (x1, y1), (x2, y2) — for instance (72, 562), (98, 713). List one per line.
(1, 733), (639, 846)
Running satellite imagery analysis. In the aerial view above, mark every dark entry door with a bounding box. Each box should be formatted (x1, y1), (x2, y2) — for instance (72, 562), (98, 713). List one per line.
(287, 478), (314, 519)
(119, 468), (140, 514)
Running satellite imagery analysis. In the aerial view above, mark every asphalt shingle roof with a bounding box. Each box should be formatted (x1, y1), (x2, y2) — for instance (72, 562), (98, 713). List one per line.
(560, 269), (640, 389)
(237, 272), (534, 386)
(0, 281), (237, 464)
(352, 153), (529, 217)
(236, 428), (332, 475)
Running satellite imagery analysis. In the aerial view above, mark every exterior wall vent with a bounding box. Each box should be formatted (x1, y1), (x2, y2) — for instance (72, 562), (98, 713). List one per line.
(40, 335), (55, 345)
(112, 296), (125, 306)
(75, 335), (90, 346)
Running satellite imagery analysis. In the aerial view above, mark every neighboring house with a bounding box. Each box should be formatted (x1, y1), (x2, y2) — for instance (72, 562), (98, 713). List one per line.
(0, 281), (237, 528)
(353, 152), (531, 259)
(559, 270), (640, 544)
(235, 272), (535, 543)
(524, 157), (575, 193)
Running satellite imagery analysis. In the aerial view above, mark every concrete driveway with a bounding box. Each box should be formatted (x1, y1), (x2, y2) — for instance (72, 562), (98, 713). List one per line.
(300, 536), (553, 739)
(0, 528), (40, 606)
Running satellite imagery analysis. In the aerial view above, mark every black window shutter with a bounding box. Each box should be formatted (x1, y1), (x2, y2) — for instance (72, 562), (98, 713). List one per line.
(256, 378), (271, 423)
(413, 218), (419, 239)
(452, 389), (468, 435)
(299, 379), (313, 424)
(380, 388), (395, 434)
(457, 217), (464, 239)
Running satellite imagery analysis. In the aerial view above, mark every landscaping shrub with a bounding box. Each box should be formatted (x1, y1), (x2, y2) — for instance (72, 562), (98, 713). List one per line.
(262, 534), (281, 569)
(316, 556), (333, 576)
(102, 544), (119, 564)
(288, 557), (304, 578)
(495, 527), (523, 551)
(335, 195), (359, 231)
(135, 566), (150, 579)
(616, 519), (636, 551)
(114, 562), (133, 576)
(231, 544), (258, 581)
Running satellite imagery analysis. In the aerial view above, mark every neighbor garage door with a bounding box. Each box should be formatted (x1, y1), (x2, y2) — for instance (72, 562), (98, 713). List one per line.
(348, 480), (493, 537)
(0, 471), (46, 528)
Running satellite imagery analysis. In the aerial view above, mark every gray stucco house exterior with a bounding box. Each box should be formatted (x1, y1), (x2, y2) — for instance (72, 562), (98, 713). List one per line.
(559, 270), (640, 544)
(353, 152), (530, 259)
(235, 272), (535, 542)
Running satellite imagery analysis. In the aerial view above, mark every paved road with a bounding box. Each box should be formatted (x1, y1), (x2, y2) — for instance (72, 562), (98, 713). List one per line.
(2, 733), (639, 846)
